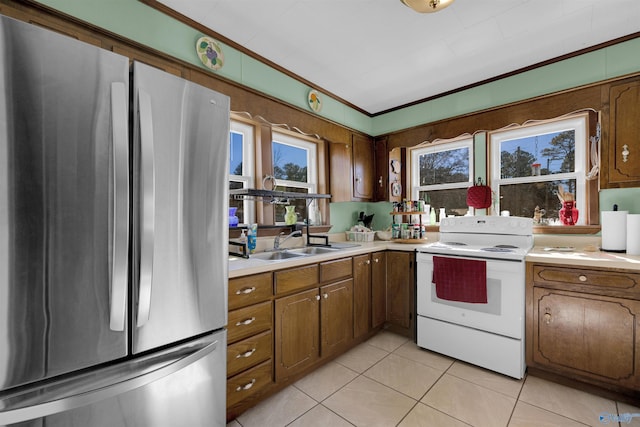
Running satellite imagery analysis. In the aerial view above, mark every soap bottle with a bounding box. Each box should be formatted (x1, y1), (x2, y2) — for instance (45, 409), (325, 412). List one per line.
(247, 224), (257, 254)
(429, 207), (436, 225)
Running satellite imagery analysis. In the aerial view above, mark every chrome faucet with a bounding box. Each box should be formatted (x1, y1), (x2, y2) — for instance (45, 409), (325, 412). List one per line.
(273, 230), (302, 250)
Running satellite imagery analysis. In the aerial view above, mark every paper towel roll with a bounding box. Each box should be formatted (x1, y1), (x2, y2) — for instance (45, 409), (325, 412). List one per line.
(601, 210), (628, 252)
(627, 214), (640, 256)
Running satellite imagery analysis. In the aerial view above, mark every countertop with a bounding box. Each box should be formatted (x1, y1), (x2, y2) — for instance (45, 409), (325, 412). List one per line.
(228, 240), (426, 278)
(527, 235), (640, 271)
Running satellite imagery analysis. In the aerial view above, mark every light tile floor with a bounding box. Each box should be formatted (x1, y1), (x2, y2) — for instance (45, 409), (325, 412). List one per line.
(228, 331), (640, 427)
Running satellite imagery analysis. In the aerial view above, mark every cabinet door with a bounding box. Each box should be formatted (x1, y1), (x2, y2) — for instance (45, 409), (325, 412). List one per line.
(353, 254), (371, 338)
(329, 140), (352, 202)
(607, 79), (640, 186)
(386, 251), (414, 334)
(274, 288), (320, 381)
(532, 288), (640, 389)
(352, 134), (374, 200)
(374, 137), (388, 201)
(321, 279), (354, 357)
(371, 252), (387, 329)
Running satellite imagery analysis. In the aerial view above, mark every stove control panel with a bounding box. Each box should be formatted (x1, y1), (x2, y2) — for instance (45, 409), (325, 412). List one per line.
(440, 216), (533, 235)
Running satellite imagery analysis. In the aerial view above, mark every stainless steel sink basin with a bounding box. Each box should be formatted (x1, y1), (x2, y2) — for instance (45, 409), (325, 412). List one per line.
(251, 251), (307, 261)
(290, 246), (342, 255)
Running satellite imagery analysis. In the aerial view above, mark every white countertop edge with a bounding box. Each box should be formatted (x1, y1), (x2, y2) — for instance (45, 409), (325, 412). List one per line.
(229, 240), (425, 278)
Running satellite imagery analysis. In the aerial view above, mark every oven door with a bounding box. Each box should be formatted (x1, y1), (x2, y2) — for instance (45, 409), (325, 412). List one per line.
(416, 252), (525, 339)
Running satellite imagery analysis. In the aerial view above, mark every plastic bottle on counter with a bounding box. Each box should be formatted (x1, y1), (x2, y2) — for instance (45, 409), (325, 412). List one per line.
(429, 207), (436, 225)
(439, 208), (446, 223)
(247, 224), (257, 254)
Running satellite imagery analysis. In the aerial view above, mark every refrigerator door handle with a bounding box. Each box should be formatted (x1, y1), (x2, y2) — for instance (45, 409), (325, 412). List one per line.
(137, 89), (155, 327)
(109, 82), (129, 332)
(0, 336), (219, 425)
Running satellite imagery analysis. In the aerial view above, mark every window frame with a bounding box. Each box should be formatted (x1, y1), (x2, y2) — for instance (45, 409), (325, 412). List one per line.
(229, 117), (256, 225)
(488, 113), (588, 224)
(409, 136), (475, 210)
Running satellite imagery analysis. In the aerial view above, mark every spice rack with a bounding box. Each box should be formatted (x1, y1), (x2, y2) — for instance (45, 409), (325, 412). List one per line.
(389, 211), (429, 243)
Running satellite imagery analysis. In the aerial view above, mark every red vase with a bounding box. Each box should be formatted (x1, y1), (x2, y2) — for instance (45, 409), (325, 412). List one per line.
(559, 201), (579, 226)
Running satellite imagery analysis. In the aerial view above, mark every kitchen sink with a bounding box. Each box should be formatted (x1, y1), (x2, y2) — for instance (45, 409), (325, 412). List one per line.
(290, 246), (342, 255)
(251, 250), (307, 261)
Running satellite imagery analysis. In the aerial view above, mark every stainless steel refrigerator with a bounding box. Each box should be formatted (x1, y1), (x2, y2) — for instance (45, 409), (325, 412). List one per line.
(0, 14), (229, 426)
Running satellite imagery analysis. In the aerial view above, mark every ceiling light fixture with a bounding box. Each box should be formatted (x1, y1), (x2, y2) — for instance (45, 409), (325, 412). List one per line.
(401, 0), (454, 13)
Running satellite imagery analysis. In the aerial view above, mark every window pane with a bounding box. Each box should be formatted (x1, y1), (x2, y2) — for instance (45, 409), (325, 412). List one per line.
(500, 130), (575, 179)
(418, 188), (469, 218)
(273, 141), (308, 183)
(229, 181), (244, 224)
(499, 179), (576, 223)
(273, 187), (308, 223)
(230, 131), (244, 175)
(419, 147), (469, 185)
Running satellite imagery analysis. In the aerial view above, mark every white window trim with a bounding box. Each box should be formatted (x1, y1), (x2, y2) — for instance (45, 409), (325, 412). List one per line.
(489, 114), (587, 223)
(410, 136), (475, 200)
(230, 119), (256, 225)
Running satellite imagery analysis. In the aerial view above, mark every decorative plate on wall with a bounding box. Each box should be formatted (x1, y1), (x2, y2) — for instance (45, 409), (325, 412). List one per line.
(308, 89), (322, 112)
(196, 36), (224, 71)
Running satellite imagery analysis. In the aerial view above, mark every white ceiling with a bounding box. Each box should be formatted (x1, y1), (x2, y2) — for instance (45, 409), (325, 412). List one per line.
(158, 0), (640, 115)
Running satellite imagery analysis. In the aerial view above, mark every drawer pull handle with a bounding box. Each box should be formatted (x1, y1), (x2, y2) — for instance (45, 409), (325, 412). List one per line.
(236, 379), (256, 392)
(578, 275), (588, 282)
(236, 317), (256, 326)
(236, 286), (256, 295)
(236, 348), (256, 358)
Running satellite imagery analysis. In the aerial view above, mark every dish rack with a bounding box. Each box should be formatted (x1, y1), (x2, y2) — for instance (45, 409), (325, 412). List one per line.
(345, 231), (375, 242)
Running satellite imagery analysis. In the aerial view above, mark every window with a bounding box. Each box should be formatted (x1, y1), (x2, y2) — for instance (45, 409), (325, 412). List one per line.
(271, 130), (318, 223)
(410, 137), (474, 217)
(489, 114), (587, 224)
(229, 119), (255, 225)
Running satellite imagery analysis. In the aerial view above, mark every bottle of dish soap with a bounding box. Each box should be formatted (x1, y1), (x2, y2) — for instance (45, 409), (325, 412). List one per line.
(429, 207), (436, 225)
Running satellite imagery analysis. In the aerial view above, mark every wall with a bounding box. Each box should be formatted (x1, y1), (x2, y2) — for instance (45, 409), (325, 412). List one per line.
(19, 0), (640, 226)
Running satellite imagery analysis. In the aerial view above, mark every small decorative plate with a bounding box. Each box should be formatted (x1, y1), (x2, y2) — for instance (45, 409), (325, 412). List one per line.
(196, 36), (224, 71)
(308, 89), (322, 112)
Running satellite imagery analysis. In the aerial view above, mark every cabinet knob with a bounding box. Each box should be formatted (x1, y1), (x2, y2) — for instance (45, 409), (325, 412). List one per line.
(374, 258), (379, 263)
(379, 176), (383, 186)
(323, 293), (328, 299)
(578, 275), (588, 282)
(316, 295), (321, 301)
(236, 286), (256, 295)
(366, 260), (371, 265)
(544, 313), (552, 324)
(622, 144), (630, 162)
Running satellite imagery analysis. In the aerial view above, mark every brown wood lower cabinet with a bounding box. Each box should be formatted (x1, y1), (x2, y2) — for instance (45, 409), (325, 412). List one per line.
(228, 251), (411, 420)
(386, 251), (415, 338)
(526, 262), (640, 402)
(274, 287), (321, 381)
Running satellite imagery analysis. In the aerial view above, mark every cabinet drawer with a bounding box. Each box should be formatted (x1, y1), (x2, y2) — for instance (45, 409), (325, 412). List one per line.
(227, 359), (273, 408)
(229, 272), (272, 310)
(228, 301), (272, 343)
(320, 257), (352, 283)
(227, 330), (273, 377)
(533, 265), (640, 295)
(274, 264), (318, 295)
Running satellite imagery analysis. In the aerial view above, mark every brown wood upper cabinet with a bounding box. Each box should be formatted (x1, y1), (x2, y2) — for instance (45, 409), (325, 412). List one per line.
(602, 76), (640, 188)
(330, 133), (379, 202)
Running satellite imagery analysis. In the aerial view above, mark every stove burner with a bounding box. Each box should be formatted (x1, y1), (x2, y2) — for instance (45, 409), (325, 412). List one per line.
(481, 247), (514, 252)
(442, 242), (467, 246)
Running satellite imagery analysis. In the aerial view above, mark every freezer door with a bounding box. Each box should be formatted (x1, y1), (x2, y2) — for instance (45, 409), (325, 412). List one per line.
(0, 16), (130, 391)
(0, 330), (226, 427)
(132, 62), (229, 353)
